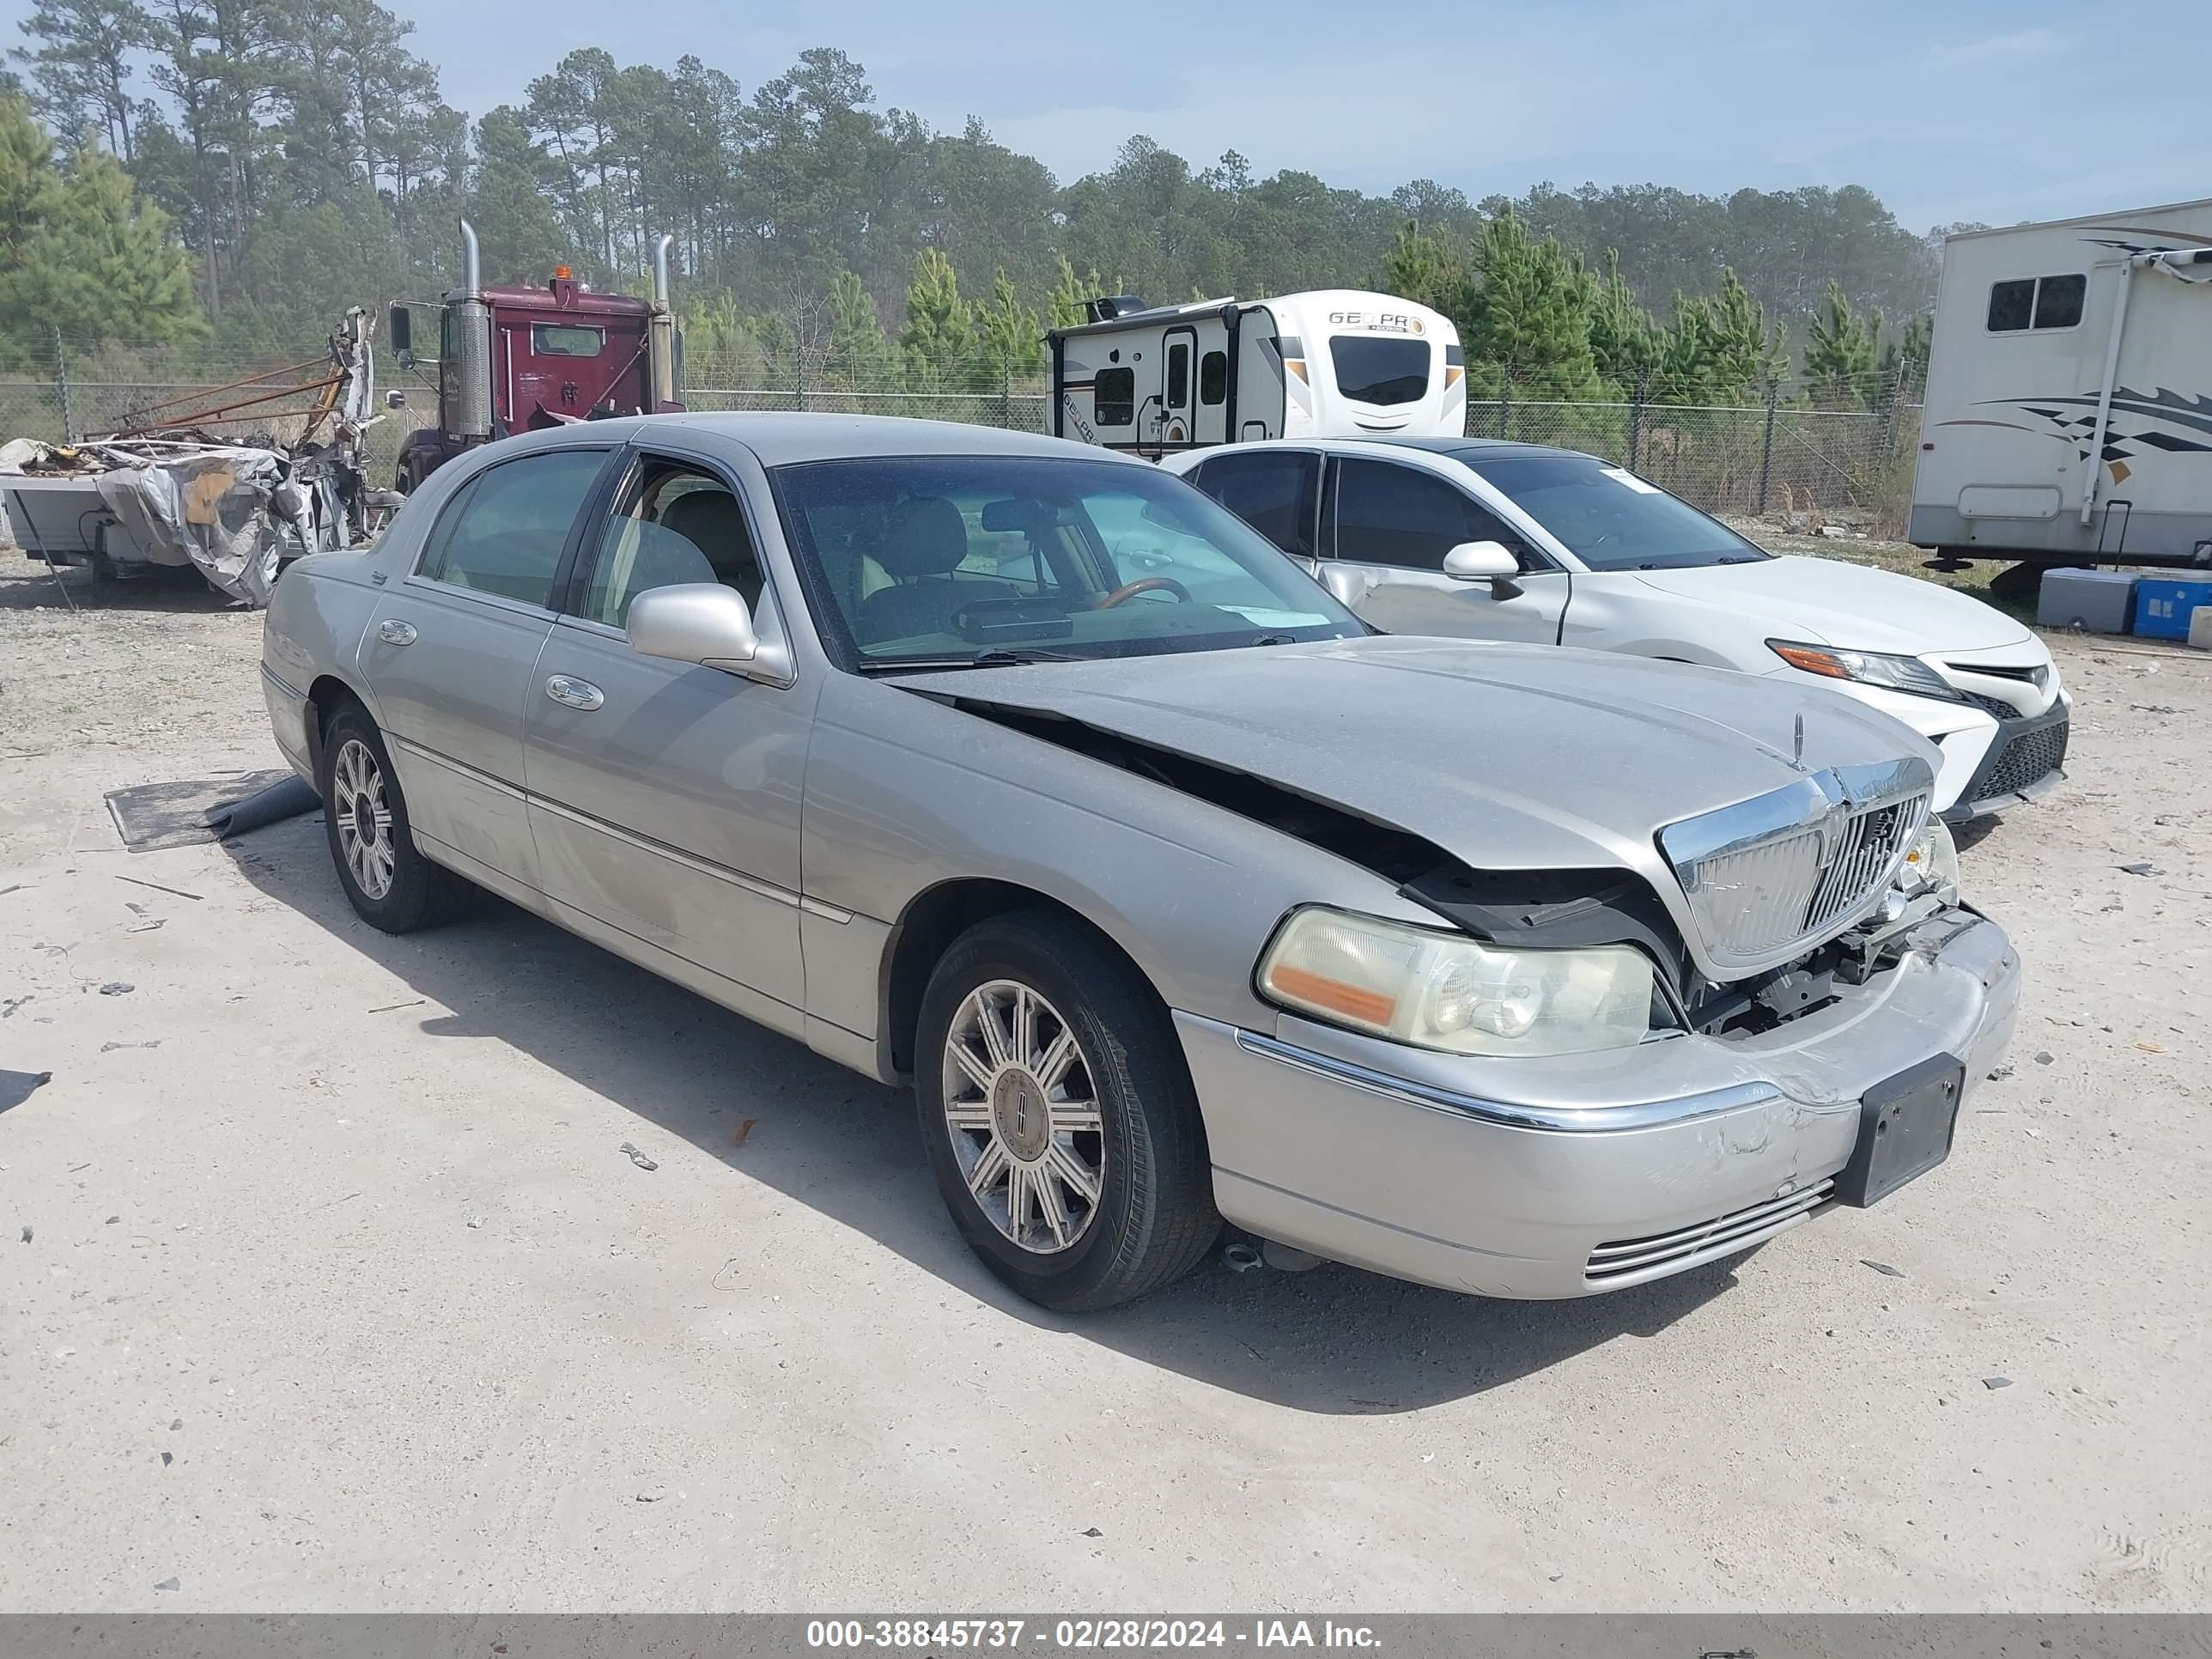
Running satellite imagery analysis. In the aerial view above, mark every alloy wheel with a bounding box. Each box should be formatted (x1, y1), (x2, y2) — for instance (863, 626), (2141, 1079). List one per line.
(940, 979), (1105, 1255)
(331, 737), (397, 901)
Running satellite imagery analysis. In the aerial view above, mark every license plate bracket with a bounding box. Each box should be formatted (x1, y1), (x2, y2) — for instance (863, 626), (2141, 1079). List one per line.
(1836, 1053), (1964, 1207)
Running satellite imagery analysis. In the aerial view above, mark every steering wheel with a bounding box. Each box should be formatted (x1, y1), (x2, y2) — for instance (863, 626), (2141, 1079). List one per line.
(1094, 575), (1194, 608)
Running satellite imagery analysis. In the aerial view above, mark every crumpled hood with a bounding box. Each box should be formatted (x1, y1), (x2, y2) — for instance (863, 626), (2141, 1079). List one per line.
(1633, 556), (2033, 655)
(901, 635), (1937, 885)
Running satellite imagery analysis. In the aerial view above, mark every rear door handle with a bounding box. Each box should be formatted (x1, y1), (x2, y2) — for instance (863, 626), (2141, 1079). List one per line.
(544, 674), (605, 711)
(377, 618), (417, 646)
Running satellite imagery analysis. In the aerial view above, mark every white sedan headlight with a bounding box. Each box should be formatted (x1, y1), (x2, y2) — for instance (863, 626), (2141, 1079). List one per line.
(1893, 818), (1961, 903)
(1257, 907), (1655, 1057)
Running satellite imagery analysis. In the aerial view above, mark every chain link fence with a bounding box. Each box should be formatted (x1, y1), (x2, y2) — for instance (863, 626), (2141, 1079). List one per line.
(5, 336), (1919, 539)
(1467, 396), (1919, 529)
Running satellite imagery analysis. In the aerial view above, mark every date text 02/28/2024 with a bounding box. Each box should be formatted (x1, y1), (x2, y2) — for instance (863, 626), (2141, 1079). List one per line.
(805, 1620), (1383, 1650)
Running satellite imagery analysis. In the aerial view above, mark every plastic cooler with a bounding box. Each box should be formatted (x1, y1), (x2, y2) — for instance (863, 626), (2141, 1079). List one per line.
(2036, 568), (2137, 635)
(2132, 574), (2212, 642)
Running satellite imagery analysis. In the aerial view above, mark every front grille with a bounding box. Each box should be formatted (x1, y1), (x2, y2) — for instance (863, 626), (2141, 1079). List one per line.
(1674, 789), (1929, 966)
(1960, 690), (2021, 720)
(1585, 1179), (1835, 1284)
(1972, 717), (2069, 803)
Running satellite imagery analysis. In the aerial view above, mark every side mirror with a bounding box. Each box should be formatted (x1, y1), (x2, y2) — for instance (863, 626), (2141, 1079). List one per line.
(1442, 538), (1525, 599)
(626, 582), (759, 670)
(386, 303), (412, 358)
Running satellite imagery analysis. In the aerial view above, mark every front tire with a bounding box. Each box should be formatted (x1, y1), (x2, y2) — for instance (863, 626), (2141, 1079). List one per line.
(316, 705), (468, 933)
(915, 910), (1219, 1312)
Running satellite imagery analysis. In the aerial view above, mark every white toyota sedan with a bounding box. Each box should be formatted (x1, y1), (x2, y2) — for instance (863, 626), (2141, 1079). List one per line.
(1162, 437), (2067, 822)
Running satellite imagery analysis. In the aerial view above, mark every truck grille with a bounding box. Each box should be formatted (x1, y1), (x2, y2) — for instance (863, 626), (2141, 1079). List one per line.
(1585, 1180), (1835, 1284)
(1659, 759), (1934, 976)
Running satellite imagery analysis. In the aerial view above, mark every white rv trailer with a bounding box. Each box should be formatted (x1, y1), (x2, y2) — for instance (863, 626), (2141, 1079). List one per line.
(1048, 289), (1465, 457)
(1911, 199), (2212, 570)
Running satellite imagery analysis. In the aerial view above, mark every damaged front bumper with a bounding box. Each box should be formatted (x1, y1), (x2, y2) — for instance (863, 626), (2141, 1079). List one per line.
(1176, 904), (2020, 1298)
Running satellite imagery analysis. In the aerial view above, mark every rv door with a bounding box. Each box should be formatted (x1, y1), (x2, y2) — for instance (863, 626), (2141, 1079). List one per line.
(1156, 325), (1196, 453)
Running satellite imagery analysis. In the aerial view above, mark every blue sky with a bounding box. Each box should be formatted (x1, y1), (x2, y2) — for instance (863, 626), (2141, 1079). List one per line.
(14, 0), (2209, 232)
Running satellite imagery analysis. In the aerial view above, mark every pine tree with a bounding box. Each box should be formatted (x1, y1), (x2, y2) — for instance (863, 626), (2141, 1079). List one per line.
(1379, 219), (1470, 324)
(1585, 246), (1658, 395)
(0, 104), (201, 357)
(1046, 252), (1097, 331)
(1802, 280), (1883, 410)
(900, 246), (971, 389)
(1652, 268), (1782, 404)
(970, 267), (1042, 380)
(825, 267), (896, 386)
(1462, 207), (1601, 401)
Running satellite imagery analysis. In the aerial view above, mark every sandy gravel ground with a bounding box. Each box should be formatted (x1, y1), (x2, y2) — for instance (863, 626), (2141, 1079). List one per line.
(1, 547), (2208, 1613)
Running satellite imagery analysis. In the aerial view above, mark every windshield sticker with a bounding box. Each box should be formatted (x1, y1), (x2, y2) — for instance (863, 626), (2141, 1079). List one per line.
(1600, 466), (1662, 494)
(1220, 607), (1330, 628)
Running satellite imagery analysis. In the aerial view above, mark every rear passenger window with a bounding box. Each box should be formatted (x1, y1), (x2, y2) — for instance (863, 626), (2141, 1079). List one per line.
(418, 448), (609, 607)
(1094, 367), (1136, 426)
(1192, 451), (1320, 559)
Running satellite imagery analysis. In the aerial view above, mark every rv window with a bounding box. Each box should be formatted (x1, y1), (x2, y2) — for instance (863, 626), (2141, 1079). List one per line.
(2033, 274), (2085, 330)
(1987, 280), (2035, 332)
(1328, 337), (1432, 407)
(1192, 452), (1319, 559)
(1166, 343), (1190, 410)
(1095, 366), (1136, 426)
(1199, 350), (1227, 405)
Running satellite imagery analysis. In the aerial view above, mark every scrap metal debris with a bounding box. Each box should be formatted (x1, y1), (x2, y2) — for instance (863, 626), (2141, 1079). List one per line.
(98, 982), (134, 996)
(2, 311), (403, 606)
(0, 1070), (52, 1113)
(1983, 1376), (2014, 1390)
(368, 999), (427, 1016)
(619, 1142), (659, 1171)
(1860, 1260), (1904, 1278)
(2117, 862), (2162, 878)
(732, 1116), (757, 1147)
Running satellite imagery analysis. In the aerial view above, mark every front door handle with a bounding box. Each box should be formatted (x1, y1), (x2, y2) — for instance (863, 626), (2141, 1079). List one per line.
(377, 618), (417, 646)
(544, 674), (605, 712)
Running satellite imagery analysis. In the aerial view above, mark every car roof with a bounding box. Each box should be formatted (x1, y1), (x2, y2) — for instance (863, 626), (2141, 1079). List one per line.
(1338, 435), (1592, 465)
(486, 412), (1144, 470)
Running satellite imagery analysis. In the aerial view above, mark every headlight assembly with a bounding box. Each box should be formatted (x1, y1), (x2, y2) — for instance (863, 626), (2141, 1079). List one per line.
(1256, 907), (1655, 1057)
(1893, 817), (1961, 903)
(1768, 640), (1960, 702)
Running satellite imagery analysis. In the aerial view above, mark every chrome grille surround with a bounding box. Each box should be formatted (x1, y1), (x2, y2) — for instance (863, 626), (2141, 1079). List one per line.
(1658, 757), (1935, 977)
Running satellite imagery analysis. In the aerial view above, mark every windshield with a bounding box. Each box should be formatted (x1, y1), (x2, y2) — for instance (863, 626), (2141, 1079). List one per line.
(1327, 337), (1431, 407)
(1463, 453), (1770, 572)
(772, 454), (1363, 668)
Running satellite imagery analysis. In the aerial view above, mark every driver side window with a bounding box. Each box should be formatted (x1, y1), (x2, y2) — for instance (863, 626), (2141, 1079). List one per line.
(1331, 457), (1525, 571)
(579, 458), (763, 629)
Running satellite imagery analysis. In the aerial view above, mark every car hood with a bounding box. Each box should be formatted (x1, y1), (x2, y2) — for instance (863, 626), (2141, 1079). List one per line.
(1632, 556), (2033, 655)
(898, 635), (1936, 895)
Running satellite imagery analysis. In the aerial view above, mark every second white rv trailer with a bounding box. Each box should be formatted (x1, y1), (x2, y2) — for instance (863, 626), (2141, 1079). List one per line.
(1048, 289), (1466, 457)
(1911, 198), (2212, 570)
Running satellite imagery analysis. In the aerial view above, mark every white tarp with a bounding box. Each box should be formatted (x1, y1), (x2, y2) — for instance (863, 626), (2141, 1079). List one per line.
(91, 446), (308, 606)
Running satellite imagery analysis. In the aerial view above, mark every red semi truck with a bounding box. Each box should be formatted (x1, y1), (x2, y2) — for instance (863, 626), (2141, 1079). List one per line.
(386, 219), (684, 491)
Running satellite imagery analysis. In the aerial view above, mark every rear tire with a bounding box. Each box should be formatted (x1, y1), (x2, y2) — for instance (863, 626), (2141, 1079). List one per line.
(915, 909), (1219, 1312)
(316, 704), (469, 933)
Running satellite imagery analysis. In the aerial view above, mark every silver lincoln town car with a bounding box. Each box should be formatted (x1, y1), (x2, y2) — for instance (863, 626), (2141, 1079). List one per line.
(262, 415), (2021, 1311)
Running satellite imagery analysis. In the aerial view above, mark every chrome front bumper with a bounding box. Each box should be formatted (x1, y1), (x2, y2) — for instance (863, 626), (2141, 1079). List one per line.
(1176, 908), (2020, 1298)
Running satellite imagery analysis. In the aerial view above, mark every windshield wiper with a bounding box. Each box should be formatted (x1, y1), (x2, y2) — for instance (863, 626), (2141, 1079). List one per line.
(860, 647), (1083, 674)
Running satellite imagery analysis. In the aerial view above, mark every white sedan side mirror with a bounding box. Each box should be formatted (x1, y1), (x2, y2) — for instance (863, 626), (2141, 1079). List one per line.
(626, 582), (759, 669)
(1441, 540), (1519, 580)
